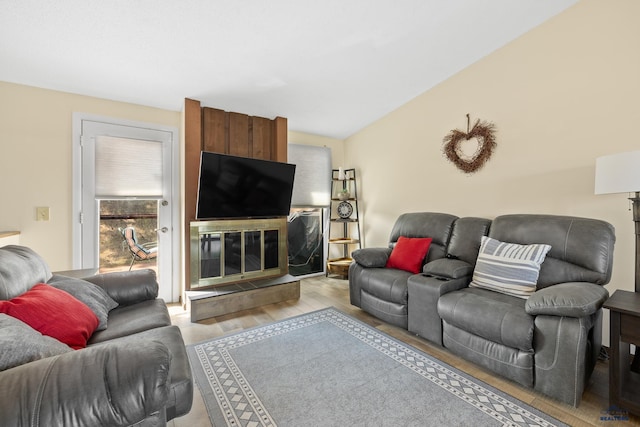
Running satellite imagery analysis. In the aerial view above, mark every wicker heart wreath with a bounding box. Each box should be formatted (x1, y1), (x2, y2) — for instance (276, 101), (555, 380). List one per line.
(443, 115), (497, 173)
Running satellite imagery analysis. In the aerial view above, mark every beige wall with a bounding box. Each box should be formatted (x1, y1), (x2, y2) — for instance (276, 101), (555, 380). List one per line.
(0, 81), (180, 270)
(344, 0), (640, 344)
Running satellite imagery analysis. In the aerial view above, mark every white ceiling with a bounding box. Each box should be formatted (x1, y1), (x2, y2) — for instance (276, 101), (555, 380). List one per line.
(0, 0), (576, 139)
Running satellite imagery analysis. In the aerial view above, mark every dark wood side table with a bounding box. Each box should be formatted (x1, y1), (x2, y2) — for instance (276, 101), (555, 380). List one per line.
(603, 290), (640, 416)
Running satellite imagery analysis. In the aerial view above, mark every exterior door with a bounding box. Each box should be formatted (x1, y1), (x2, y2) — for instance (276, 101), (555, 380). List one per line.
(72, 115), (179, 302)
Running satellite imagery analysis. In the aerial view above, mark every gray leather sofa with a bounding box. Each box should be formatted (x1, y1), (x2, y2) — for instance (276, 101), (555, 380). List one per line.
(349, 213), (615, 406)
(0, 245), (193, 426)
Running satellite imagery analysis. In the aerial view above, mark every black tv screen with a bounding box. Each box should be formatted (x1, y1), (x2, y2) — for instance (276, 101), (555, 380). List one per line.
(196, 152), (296, 219)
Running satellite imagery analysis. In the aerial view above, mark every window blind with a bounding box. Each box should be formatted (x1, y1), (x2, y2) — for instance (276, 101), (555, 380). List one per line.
(288, 144), (331, 207)
(95, 135), (163, 198)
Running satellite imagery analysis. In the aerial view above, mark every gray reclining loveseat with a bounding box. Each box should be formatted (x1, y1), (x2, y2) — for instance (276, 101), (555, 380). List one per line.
(349, 213), (615, 406)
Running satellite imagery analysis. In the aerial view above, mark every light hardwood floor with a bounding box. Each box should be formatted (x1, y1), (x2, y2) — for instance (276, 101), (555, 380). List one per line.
(168, 276), (639, 427)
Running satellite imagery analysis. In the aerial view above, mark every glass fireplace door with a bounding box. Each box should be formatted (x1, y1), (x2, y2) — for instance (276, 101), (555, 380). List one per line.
(190, 218), (289, 290)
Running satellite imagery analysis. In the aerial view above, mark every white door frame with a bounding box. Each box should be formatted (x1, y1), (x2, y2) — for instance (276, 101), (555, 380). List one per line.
(71, 113), (181, 302)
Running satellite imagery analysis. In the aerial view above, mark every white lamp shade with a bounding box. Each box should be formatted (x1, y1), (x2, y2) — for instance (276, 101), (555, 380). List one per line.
(595, 150), (640, 195)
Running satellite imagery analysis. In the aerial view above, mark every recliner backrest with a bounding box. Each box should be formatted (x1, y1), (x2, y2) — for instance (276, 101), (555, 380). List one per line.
(0, 245), (52, 300)
(446, 217), (492, 266)
(489, 214), (615, 288)
(388, 212), (458, 263)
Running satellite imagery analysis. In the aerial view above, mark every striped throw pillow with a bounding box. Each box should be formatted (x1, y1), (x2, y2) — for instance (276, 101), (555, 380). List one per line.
(469, 236), (551, 299)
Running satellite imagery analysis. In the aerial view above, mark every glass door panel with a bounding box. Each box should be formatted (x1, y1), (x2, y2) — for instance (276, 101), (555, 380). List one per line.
(264, 229), (279, 269)
(200, 233), (221, 278)
(99, 200), (158, 273)
(245, 231), (262, 272)
(224, 232), (242, 275)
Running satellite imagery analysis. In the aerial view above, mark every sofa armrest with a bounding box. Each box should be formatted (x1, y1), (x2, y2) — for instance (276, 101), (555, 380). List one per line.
(423, 258), (473, 279)
(351, 248), (392, 268)
(525, 282), (609, 318)
(0, 340), (171, 427)
(84, 269), (159, 306)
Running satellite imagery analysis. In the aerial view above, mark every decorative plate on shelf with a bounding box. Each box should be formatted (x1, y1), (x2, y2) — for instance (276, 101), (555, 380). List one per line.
(337, 201), (353, 219)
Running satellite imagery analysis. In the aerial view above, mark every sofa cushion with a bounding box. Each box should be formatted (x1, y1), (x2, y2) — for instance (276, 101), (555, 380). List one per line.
(84, 269), (159, 306)
(525, 282), (609, 317)
(0, 245), (52, 300)
(0, 284), (99, 349)
(423, 258), (473, 279)
(445, 217), (491, 265)
(101, 325), (193, 419)
(352, 247), (391, 268)
(441, 321), (534, 387)
(360, 290), (409, 329)
(469, 236), (551, 299)
(48, 275), (119, 331)
(388, 212), (457, 263)
(358, 268), (413, 306)
(88, 298), (171, 344)
(0, 313), (72, 371)
(385, 236), (432, 273)
(489, 214), (615, 288)
(438, 287), (534, 352)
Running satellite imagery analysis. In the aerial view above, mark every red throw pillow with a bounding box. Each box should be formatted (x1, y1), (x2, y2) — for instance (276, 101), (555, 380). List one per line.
(0, 283), (99, 350)
(385, 236), (433, 273)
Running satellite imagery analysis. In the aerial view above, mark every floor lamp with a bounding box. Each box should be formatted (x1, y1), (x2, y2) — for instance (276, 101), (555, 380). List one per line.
(595, 150), (640, 372)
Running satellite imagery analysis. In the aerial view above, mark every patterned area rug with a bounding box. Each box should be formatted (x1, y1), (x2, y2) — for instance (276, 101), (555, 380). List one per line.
(187, 307), (566, 427)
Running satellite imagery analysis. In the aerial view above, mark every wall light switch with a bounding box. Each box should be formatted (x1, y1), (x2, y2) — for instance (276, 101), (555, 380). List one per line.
(36, 207), (50, 221)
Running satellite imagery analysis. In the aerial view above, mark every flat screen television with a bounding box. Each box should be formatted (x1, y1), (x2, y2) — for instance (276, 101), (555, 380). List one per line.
(196, 152), (296, 219)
